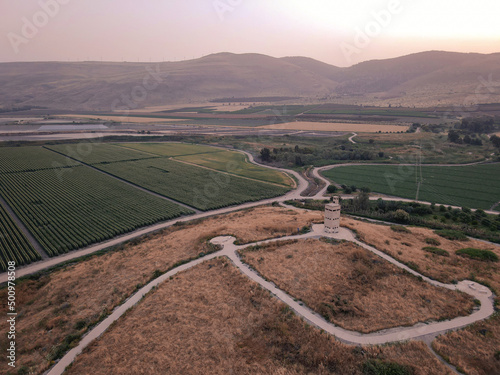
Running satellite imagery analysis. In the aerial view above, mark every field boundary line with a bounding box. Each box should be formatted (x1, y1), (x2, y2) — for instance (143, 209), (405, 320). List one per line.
(0, 195), (49, 260)
(43, 146), (201, 214)
(170, 157), (291, 188)
(113, 143), (227, 158)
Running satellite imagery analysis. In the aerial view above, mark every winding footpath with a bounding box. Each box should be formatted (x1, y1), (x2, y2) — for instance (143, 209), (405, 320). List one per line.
(47, 224), (495, 375)
(0, 148), (497, 374)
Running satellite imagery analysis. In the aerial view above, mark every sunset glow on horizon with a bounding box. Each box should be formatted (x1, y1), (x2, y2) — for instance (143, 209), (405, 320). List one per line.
(1, 0), (499, 66)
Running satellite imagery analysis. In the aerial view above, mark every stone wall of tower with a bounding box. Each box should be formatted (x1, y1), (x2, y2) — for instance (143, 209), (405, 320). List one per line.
(324, 200), (341, 234)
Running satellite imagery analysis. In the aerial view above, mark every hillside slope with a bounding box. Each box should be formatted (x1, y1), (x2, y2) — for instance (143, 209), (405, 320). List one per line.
(1, 51), (500, 111)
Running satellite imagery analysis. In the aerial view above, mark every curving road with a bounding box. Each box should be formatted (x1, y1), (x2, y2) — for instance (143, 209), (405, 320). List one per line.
(46, 224), (495, 375)
(3, 154), (498, 283)
(313, 161), (500, 215)
(0, 150), (307, 283)
(3, 146), (491, 374)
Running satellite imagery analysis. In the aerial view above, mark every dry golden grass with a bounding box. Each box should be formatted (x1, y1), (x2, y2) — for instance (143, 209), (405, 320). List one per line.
(0, 206), (322, 375)
(67, 258), (452, 375)
(341, 216), (500, 374)
(433, 313), (500, 375)
(57, 114), (179, 123)
(341, 217), (500, 293)
(259, 122), (409, 133)
(240, 238), (474, 333)
(356, 132), (435, 142)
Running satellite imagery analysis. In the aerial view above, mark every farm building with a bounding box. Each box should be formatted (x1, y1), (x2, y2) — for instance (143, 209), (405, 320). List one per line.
(324, 197), (341, 233)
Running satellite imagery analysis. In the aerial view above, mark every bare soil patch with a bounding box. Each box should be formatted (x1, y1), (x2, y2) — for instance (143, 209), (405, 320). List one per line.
(57, 114), (179, 123)
(259, 121), (409, 133)
(66, 258), (452, 375)
(239, 238), (474, 333)
(0, 206), (321, 374)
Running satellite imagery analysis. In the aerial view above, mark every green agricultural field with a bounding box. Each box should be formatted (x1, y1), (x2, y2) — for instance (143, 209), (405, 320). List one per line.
(323, 163), (500, 210)
(96, 158), (289, 211)
(118, 143), (223, 157)
(174, 151), (292, 186)
(0, 204), (40, 271)
(45, 143), (157, 165)
(0, 146), (80, 173)
(0, 164), (192, 256)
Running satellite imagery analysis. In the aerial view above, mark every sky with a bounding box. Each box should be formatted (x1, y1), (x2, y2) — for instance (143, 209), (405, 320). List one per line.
(1, 0), (499, 67)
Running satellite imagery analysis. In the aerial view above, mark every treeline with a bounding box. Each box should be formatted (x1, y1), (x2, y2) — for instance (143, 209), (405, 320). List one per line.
(342, 199), (500, 243)
(260, 144), (380, 166)
(447, 116), (500, 145)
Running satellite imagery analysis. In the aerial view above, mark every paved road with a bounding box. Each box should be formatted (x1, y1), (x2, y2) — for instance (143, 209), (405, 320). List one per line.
(46, 224), (495, 375)
(0, 151), (307, 283)
(4, 147), (492, 373)
(3, 154), (498, 283)
(313, 161), (500, 215)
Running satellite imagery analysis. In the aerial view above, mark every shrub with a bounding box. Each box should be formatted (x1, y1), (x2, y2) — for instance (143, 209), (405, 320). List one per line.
(434, 229), (468, 241)
(362, 359), (413, 375)
(423, 247), (450, 257)
(425, 237), (441, 246)
(327, 185), (337, 194)
(456, 248), (499, 262)
(390, 225), (411, 233)
(392, 209), (410, 223)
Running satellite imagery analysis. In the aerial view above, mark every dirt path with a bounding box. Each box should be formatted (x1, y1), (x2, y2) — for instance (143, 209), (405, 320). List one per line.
(0, 196), (49, 260)
(45, 224), (495, 375)
(349, 132), (358, 144)
(3, 152), (498, 283)
(0, 151), (305, 283)
(314, 161), (500, 214)
(4, 147), (495, 373)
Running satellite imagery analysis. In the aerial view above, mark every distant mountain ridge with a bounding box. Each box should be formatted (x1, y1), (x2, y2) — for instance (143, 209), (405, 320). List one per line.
(1, 51), (500, 111)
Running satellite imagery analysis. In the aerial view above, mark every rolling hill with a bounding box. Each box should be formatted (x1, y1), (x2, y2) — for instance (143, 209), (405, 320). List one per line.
(1, 51), (500, 111)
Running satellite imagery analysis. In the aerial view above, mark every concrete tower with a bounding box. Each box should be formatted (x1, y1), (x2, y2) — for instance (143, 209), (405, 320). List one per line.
(324, 197), (341, 233)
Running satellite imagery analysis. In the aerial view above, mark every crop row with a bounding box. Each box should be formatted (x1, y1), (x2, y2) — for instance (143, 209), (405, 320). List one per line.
(0, 204), (40, 271)
(96, 158), (289, 211)
(324, 164), (500, 210)
(0, 166), (193, 256)
(0, 146), (79, 174)
(45, 144), (157, 165)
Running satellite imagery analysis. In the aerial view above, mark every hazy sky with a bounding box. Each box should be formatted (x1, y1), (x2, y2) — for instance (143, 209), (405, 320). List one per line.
(1, 0), (499, 66)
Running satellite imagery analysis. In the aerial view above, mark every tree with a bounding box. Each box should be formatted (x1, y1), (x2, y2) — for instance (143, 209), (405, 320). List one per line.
(260, 148), (271, 162)
(393, 209), (410, 223)
(369, 139), (375, 144)
(294, 156), (304, 166)
(448, 130), (461, 144)
(327, 185), (337, 194)
(491, 135), (500, 148)
(378, 151), (385, 158)
(353, 191), (370, 211)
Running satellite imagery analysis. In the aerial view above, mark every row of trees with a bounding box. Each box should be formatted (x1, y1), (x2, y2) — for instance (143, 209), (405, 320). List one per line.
(447, 130), (483, 145)
(260, 146), (377, 166)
